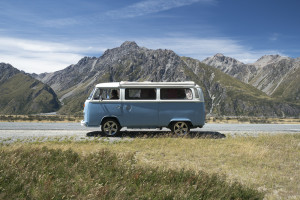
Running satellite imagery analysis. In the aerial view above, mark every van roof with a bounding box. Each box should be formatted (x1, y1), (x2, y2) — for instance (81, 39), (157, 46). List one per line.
(95, 81), (197, 88)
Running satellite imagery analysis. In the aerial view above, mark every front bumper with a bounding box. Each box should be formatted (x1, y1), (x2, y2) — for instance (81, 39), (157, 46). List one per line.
(81, 120), (88, 127)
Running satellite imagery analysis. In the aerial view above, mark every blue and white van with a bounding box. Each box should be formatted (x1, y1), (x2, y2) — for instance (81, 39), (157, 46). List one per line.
(81, 81), (205, 136)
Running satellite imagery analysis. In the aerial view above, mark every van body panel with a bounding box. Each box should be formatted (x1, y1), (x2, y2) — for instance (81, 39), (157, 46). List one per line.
(158, 102), (205, 127)
(122, 102), (159, 128)
(85, 101), (123, 127)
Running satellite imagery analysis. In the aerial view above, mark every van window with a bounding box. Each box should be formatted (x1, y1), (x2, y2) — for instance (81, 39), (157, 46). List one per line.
(125, 88), (156, 100)
(161, 88), (193, 100)
(93, 88), (119, 100)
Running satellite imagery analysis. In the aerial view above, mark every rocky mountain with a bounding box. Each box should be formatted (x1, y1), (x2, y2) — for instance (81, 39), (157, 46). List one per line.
(0, 63), (61, 114)
(0, 63), (20, 84)
(203, 54), (300, 103)
(202, 53), (257, 83)
(34, 41), (299, 117)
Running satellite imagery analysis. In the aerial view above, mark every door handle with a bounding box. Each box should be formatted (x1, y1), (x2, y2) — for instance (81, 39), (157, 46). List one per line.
(116, 105), (121, 109)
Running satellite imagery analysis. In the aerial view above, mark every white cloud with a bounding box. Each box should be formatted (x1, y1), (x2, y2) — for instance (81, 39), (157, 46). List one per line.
(106, 0), (214, 18)
(0, 37), (103, 73)
(269, 33), (279, 41)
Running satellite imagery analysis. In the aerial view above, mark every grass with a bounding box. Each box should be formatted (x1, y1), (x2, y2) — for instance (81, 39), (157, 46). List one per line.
(0, 146), (262, 200)
(0, 114), (82, 122)
(1, 133), (299, 199)
(206, 116), (300, 124)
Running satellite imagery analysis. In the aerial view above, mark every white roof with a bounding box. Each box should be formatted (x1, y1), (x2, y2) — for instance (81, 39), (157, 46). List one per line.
(95, 82), (120, 88)
(95, 81), (197, 88)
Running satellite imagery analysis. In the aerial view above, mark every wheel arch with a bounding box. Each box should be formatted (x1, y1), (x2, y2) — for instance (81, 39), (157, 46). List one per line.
(101, 116), (121, 126)
(168, 118), (193, 129)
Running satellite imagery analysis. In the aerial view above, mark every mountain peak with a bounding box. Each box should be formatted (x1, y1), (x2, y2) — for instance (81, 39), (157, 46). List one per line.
(120, 41), (139, 49)
(0, 62), (21, 83)
(214, 53), (225, 57)
(254, 54), (285, 68)
(258, 54), (281, 61)
(203, 53), (243, 65)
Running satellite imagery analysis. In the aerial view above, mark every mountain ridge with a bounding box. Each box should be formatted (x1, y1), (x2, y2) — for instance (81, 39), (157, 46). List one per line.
(0, 63), (61, 114)
(1, 42), (298, 117)
(32, 41), (299, 117)
(202, 53), (300, 103)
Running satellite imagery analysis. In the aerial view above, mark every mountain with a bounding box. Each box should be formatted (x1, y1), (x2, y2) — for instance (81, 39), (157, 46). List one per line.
(0, 63), (61, 114)
(34, 41), (299, 117)
(202, 53), (257, 83)
(203, 54), (300, 104)
(251, 55), (300, 102)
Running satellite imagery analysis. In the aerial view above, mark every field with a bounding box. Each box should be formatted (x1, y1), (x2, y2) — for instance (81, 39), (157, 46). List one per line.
(1, 133), (299, 199)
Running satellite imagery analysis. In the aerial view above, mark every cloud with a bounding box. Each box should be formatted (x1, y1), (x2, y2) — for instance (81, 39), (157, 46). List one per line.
(106, 0), (214, 18)
(0, 37), (102, 73)
(269, 33), (279, 41)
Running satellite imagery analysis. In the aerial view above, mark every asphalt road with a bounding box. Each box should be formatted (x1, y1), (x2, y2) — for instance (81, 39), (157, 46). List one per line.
(0, 122), (299, 144)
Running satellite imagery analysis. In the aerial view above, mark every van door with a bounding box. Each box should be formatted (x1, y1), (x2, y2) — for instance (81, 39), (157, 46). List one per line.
(123, 88), (158, 128)
(88, 88), (123, 126)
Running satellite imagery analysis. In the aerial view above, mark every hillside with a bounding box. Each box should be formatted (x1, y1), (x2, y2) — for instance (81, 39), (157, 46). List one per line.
(0, 63), (61, 114)
(203, 54), (300, 104)
(34, 41), (299, 117)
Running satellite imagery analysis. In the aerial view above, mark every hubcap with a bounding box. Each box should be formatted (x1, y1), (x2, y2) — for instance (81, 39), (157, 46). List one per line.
(103, 121), (118, 135)
(174, 122), (189, 135)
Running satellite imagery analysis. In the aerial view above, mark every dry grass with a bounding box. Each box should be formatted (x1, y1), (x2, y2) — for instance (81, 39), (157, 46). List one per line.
(0, 114), (82, 122)
(206, 117), (300, 124)
(0, 146), (262, 199)
(2, 133), (300, 199)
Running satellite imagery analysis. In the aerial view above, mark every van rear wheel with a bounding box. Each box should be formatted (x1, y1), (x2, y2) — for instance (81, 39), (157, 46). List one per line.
(171, 121), (190, 136)
(101, 119), (120, 136)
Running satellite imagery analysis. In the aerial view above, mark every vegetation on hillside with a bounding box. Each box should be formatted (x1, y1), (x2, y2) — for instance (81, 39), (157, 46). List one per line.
(0, 73), (60, 115)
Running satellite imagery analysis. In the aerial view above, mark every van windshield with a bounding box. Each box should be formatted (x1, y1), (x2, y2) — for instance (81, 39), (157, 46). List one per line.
(87, 88), (96, 100)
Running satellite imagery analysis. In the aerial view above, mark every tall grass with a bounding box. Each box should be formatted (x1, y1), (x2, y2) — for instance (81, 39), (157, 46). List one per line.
(0, 146), (263, 199)
(12, 133), (298, 199)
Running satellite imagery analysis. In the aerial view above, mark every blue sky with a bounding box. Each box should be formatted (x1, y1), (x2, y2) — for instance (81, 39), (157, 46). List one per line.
(0, 0), (299, 73)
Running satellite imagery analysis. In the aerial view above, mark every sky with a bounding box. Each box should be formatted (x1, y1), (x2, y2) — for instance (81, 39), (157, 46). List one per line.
(0, 0), (299, 74)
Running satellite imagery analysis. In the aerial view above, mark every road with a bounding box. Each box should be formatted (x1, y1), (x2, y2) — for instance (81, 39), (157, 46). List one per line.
(0, 122), (299, 144)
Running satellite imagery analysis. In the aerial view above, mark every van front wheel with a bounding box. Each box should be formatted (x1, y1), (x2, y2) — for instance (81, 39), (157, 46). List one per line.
(101, 119), (120, 136)
(171, 121), (190, 135)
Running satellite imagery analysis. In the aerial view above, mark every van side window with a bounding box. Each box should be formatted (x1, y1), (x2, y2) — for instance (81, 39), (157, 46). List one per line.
(93, 88), (119, 100)
(161, 88), (193, 100)
(125, 88), (156, 100)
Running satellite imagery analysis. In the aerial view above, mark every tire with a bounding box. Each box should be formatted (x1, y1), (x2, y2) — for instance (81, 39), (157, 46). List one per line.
(171, 121), (190, 136)
(101, 119), (120, 136)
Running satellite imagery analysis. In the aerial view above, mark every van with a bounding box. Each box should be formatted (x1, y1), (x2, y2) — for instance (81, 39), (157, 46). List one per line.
(81, 81), (205, 136)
